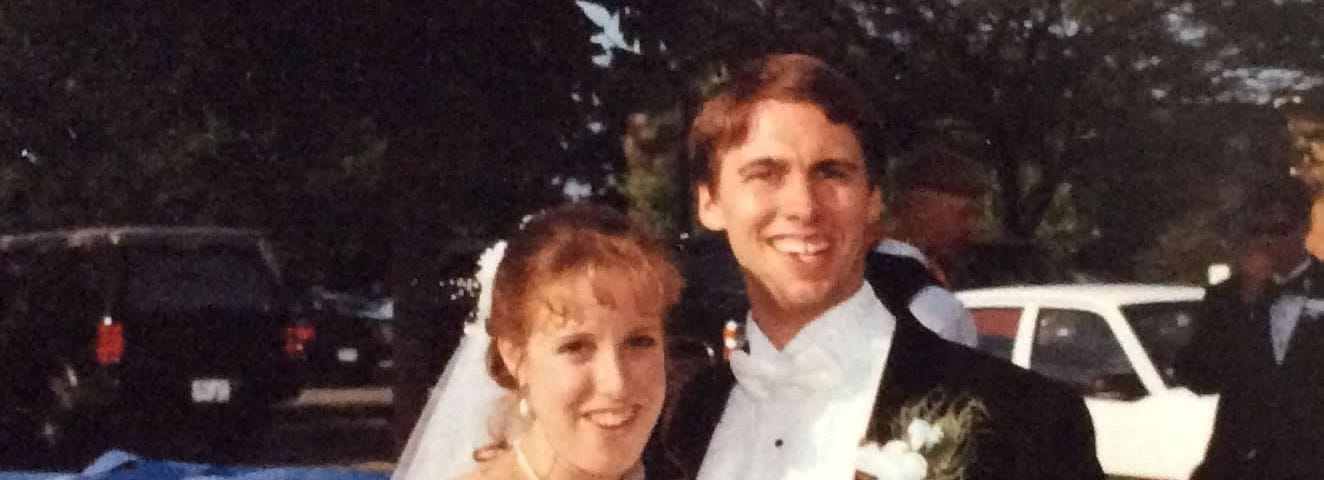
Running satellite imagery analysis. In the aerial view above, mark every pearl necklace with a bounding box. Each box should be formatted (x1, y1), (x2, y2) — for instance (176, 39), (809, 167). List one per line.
(513, 439), (643, 480)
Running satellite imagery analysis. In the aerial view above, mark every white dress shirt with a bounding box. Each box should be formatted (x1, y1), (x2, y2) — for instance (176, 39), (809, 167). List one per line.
(696, 283), (894, 480)
(874, 239), (978, 347)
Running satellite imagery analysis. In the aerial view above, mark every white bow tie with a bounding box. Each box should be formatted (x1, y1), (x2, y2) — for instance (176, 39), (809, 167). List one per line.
(729, 345), (842, 399)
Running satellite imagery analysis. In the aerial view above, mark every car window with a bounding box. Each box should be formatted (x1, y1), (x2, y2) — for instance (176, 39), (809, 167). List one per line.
(28, 251), (100, 334)
(970, 307), (1021, 360)
(124, 245), (277, 312)
(1030, 308), (1145, 400)
(1120, 302), (1201, 388)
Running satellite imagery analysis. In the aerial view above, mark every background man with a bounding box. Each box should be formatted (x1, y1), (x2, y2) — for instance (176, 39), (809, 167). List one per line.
(871, 145), (989, 346)
(1280, 91), (1324, 190)
(878, 145), (989, 283)
(1176, 178), (1324, 479)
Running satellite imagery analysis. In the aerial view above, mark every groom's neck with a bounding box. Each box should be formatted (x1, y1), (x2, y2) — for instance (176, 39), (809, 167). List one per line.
(744, 276), (862, 351)
(746, 299), (828, 352)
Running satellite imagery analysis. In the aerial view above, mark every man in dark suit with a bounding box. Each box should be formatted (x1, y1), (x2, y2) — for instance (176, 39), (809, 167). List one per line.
(1176, 179), (1324, 480)
(646, 53), (1102, 480)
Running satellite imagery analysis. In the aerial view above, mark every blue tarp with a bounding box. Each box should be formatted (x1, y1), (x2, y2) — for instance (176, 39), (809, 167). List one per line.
(0, 451), (390, 480)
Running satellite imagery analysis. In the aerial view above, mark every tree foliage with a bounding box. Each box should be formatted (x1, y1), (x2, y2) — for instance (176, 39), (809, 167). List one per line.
(605, 1), (1208, 237)
(1188, 0), (1324, 74)
(599, 0), (1320, 280)
(0, 1), (619, 283)
(4, 0), (1324, 447)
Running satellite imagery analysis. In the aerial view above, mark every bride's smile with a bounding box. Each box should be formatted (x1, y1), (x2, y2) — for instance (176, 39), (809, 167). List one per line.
(583, 405), (640, 430)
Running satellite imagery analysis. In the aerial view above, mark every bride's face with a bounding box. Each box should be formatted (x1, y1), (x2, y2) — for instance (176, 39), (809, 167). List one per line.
(505, 275), (667, 476)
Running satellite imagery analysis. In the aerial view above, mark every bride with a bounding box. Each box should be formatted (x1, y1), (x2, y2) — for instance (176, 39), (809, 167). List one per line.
(392, 204), (683, 480)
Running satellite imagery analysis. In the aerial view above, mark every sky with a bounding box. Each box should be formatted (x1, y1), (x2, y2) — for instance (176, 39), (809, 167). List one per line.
(576, 1), (640, 66)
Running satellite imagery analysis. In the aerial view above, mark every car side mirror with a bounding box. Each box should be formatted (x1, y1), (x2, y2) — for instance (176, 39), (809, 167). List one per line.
(1086, 372), (1147, 401)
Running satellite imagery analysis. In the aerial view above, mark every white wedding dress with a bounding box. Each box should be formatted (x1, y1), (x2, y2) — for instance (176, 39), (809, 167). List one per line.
(392, 241), (508, 480)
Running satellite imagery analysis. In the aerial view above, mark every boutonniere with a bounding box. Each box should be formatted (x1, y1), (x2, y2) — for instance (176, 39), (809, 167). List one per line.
(855, 392), (986, 480)
(722, 319), (744, 360)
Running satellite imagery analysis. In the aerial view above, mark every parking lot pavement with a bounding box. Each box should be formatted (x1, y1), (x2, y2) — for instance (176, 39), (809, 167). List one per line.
(281, 387), (393, 409)
(1, 387), (399, 472)
(97, 387), (399, 469)
(241, 387), (397, 468)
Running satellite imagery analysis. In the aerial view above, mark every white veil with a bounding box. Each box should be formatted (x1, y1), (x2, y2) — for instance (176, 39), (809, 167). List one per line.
(392, 241), (509, 480)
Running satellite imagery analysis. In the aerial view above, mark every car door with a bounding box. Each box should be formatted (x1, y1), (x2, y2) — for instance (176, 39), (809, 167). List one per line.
(1026, 304), (1209, 480)
(969, 306), (1027, 362)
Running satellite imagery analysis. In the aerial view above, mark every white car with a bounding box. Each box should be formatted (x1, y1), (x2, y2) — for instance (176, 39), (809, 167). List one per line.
(956, 284), (1215, 480)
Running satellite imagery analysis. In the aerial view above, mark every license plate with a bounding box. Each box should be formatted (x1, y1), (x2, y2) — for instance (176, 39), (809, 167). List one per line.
(337, 347), (360, 363)
(191, 378), (232, 403)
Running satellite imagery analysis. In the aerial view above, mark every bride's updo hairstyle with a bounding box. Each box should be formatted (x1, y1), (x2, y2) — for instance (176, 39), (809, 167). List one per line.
(484, 202), (683, 390)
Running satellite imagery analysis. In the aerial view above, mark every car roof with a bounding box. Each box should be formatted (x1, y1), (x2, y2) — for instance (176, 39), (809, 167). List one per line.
(956, 283), (1206, 307)
(0, 226), (267, 251)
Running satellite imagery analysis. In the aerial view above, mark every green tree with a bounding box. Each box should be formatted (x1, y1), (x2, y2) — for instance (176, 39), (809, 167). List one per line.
(599, 1), (1218, 243)
(2, 1), (613, 445)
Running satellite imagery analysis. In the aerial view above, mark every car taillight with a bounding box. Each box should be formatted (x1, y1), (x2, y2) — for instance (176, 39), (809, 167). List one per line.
(284, 322), (316, 359)
(96, 317), (125, 365)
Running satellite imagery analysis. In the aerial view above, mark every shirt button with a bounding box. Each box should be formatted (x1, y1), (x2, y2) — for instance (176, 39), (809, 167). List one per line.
(774, 439), (784, 448)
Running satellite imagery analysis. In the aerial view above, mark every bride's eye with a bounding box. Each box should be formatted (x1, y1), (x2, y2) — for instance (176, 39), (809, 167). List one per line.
(557, 339), (594, 360)
(626, 334), (659, 349)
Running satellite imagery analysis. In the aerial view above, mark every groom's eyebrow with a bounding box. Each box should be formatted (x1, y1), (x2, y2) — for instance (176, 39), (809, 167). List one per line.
(811, 158), (863, 176)
(736, 157), (785, 175)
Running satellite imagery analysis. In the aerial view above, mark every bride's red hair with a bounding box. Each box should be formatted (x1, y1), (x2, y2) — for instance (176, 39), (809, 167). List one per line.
(473, 203), (682, 461)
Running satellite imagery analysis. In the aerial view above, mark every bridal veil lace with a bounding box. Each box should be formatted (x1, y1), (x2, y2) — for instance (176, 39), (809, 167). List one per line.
(392, 241), (508, 480)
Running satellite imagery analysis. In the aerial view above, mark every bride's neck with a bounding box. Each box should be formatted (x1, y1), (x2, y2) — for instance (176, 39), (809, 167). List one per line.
(516, 426), (622, 480)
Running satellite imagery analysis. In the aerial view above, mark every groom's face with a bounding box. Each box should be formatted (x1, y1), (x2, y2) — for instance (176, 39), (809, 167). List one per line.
(697, 99), (881, 326)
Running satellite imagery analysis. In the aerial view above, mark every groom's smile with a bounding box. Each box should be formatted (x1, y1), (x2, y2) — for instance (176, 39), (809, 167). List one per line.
(769, 234), (830, 257)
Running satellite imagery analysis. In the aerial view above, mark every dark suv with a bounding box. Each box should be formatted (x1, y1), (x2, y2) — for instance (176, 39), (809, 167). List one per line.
(0, 227), (308, 465)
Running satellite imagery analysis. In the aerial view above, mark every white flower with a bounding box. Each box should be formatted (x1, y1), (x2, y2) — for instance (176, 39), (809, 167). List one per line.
(906, 419), (944, 451)
(856, 440), (928, 480)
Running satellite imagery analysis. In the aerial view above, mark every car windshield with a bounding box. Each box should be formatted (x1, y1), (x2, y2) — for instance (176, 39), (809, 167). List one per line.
(1121, 301), (1202, 387)
(125, 245), (277, 312)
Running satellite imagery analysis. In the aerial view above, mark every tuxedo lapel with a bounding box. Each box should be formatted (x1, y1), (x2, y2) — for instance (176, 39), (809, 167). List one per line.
(1284, 302), (1324, 375)
(654, 361), (736, 479)
(1283, 262), (1324, 370)
(1283, 319), (1322, 374)
(865, 307), (945, 443)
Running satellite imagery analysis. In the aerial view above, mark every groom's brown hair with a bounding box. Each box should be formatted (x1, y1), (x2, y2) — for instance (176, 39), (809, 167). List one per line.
(688, 53), (884, 188)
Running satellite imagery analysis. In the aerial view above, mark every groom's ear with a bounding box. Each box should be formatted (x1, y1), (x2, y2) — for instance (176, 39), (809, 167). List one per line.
(497, 338), (525, 382)
(696, 182), (726, 232)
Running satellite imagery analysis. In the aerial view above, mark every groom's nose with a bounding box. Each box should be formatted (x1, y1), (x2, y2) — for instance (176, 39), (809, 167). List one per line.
(777, 172), (821, 223)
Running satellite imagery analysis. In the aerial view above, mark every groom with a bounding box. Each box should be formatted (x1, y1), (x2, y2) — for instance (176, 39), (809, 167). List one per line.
(646, 54), (1103, 479)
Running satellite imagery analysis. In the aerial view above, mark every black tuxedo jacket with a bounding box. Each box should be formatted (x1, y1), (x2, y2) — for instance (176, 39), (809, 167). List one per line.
(1175, 262), (1324, 480)
(645, 284), (1104, 480)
